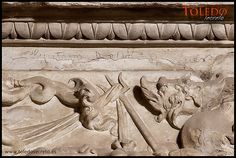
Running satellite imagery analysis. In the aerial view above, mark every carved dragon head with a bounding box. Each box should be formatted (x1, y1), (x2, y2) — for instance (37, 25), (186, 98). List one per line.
(140, 73), (226, 130)
(70, 77), (117, 135)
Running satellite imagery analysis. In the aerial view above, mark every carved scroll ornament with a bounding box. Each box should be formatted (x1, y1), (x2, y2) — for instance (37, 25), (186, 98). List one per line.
(2, 22), (234, 40)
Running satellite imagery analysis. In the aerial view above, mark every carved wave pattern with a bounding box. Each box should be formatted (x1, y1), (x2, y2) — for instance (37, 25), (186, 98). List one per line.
(2, 22), (234, 40)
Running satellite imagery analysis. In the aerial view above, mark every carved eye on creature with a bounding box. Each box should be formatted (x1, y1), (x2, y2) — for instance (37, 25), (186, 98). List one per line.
(168, 93), (183, 108)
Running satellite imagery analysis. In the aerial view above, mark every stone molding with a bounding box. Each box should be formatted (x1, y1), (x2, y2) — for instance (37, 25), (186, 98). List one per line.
(2, 22), (234, 41)
(3, 2), (234, 8)
(3, 2), (234, 22)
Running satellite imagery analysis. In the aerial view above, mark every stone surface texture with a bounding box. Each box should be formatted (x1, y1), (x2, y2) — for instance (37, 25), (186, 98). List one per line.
(2, 2), (234, 156)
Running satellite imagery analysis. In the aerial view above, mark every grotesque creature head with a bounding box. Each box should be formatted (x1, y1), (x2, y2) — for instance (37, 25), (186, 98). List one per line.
(70, 78), (117, 135)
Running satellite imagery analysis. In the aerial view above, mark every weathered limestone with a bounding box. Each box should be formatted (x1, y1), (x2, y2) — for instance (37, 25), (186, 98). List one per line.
(2, 47), (234, 74)
(2, 2), (234, 156)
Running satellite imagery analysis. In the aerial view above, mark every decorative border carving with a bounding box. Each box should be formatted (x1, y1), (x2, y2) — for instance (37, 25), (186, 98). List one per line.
(2, 22), (234, 41)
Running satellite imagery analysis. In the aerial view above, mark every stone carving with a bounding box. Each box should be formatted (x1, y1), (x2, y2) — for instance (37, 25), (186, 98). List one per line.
(176, 101), (234, 156)
(141, 75), (199, 130)
(2, 22), (234, 40)
(2, 77), (31, 106)
(2, 72), (234, 156)
(71, 73), (129, 135)
(140, 73), (234, 156)
(107, 75), (164, 156)
(2, 74), (134, 155)
(2, 1), (234, 156)
(2, 77), (29, 153)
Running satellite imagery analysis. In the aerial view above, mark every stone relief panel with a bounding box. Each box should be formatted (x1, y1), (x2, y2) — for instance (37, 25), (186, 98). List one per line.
(141, 73), (234, 156)
(2, 1), (234, 156)
(2, 68), (234, 156)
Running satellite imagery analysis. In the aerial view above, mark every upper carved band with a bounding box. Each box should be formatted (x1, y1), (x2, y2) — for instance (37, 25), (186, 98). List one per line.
(2, 22), (234, 41)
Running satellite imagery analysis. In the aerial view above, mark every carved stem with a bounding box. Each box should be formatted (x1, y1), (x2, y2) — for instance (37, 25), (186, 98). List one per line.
(119, 94), (160, 153)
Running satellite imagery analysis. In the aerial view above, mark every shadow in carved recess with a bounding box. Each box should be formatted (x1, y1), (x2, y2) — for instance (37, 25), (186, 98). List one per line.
(133, 85), (160, 116)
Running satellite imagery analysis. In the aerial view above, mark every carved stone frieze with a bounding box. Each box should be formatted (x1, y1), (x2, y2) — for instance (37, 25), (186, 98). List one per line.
(2, 71), (234, 156)
(2, 1), (234, 156)
(2, 22), (234, 40)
